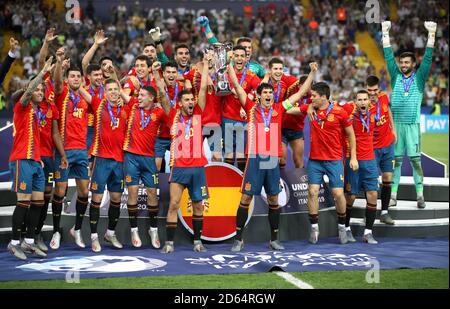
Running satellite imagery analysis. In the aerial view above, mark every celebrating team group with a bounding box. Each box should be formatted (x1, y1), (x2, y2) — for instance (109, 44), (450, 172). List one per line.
(6, 17), (437, 260)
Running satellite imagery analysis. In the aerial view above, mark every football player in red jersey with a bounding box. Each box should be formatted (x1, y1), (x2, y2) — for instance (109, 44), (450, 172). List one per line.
(79, 78), (130, 252)
(159, 54), (210, 254)
(227, 60), (318, 252)
(123, 55), (153, 97)
(7, 57), (67, 260)
(222, 45), (260, 172)
(342, 90), (380, 244)
(51, 49), (91, 250)
(302, 82), (358, 245)
(367, 75), (396, 225)
(121, 61), (167, 249)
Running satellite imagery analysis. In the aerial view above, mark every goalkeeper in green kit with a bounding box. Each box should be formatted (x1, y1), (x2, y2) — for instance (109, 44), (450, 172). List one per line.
(381, 20), (437, 209)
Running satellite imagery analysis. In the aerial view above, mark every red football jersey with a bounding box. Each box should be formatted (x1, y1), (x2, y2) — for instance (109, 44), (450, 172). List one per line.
(90, 97), (130, 162)
(123, 76), (152, 97)
(373, 92), (394, 149)
(169, 105), (208, 167)
(123, 98), (165, 156)
(38, 102), (60, 157)
(9, 101), (42, 162)
(245, 98), (285, 156)
(351, 106), (376, 160)
(85, 84), (105, 127)
(184, 68), (223, 126)
(222, 69), (260, 121)
(157, 81), (184, 139)
(301, 103), (352, 160)
(55, 85), (89, 150)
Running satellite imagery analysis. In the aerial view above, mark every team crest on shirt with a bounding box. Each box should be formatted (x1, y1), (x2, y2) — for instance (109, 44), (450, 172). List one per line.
(126, 175), (132, 183)
(151, 113), (156, 121)
(383, 104), (388, 112)
(370, 114), (375, 122)
(327, 114), (335, 122)
(46, 109), (52, 118)
(20, 181), (27, 191)
(54, 171), (61, 179)
(272, 110), (278, 117)
(245, 183), (251, 191)
(242, 81), (247, 89)
(121, 110), (127, 119)
(91, 182), (98, 190)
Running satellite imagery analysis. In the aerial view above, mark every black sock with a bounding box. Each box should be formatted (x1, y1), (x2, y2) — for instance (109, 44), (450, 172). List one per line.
(36, 192), (51, 235)
(160, 157), (166, 173)
(345, 204), (353, 227)
(21, 212), (28, 239)
(89, 201), (101, 234)
(337, 211), (346, 225)
(268, 205), (280, 241)
(52, 194), (64, 233)
(237, 158), (247, 173)
(107, 201), (121, 231)
(127, 204), (138, 228)
(26, 200), (44, 239)
(12, 201), (30, 241)
(235, 202), (250, 241)
(74, 196), (89, 230)
(166, 221), (177, 242)
(192, 214), (203, 240)
(381, 181), (392, 211)
(148, 204), (159, 228)
(365, 202), (377, 230)
(308, 213), (318, 224)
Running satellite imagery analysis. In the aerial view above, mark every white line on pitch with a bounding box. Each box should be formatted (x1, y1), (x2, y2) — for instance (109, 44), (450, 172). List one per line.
(274, 271), (314, 289)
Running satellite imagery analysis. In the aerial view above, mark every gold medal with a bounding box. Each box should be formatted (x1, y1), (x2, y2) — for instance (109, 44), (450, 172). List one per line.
(185, 134), (190, 140)
(46, 110), (52, 118)
(264, 127), (270, 132)
(404, 92), (409, 97)
(41, 120), (47, 127)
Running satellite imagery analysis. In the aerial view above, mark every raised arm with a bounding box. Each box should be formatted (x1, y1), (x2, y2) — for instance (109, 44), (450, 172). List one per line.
(285, 62), (317, 107)
(20, 57), (54, 107)
(82, 30), (108, 75)
(416, 21), (437, 90)
(227, 61), (247, 107)
(0, 38), (19, 85)
(53, 48), (67, 96)
(79, 86), (92, 104)
(198, 51), (213, 112)
(38, 28), (57, 70)
(152, 61), (170, 115)
(149, 27), (169, 66)
(381, 21), (399, 81)
(197, 16), (219, 44)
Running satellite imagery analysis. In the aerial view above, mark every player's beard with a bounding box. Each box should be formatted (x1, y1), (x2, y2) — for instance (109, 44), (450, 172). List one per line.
(401, 67), (413, 75)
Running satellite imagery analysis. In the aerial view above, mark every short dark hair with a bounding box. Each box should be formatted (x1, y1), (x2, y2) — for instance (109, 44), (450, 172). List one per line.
(366, 75), (380, 87)
(233, 45), (246, 53)
(399, 51), (416, 63)
(143, 43), (156, 49)
(356, 89), (370, 97)
(67, 66), (82, 75)
(86, 63), (102, 75)
(236, 37), (252, 45)
(177, 89), (193, 100)
(256, 82), (274, 95)
(163, 61), (178, 71)
(99, 56), (113, 65)
(311, 82), (330, 99)
(141, 85), (157, 98)
(135, 55), (152, 67)
(269, 57), (284, 69)
(175, 44), (190, 54)
(104, 78), (120, 88)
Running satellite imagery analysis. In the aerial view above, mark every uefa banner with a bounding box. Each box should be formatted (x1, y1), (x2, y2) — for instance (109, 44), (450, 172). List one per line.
(69, 162), (334, 242)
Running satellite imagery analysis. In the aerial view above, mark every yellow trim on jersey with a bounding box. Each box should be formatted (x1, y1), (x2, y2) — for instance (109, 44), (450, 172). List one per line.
(26, 107), (34, 159)
(91, 99), (106, 156)
(123, 103), (137, 151)
(169, 110), (181, 167)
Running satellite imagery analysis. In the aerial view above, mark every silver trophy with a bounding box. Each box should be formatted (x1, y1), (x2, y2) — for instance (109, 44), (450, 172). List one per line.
(211, 42), (233, 96)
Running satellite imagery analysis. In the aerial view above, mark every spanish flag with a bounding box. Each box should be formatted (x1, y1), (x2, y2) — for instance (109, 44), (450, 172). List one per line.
(179, 164), (251, 241)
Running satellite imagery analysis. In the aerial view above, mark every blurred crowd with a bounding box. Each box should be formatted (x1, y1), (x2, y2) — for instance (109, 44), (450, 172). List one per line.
(0, 0), (448, 111)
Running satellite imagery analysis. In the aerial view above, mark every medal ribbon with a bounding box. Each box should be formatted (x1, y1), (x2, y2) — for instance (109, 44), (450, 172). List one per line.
(140, 108), (151, 129)
(259, 104), (273, 131)
(107, 101), (121, 127)
(180, 113), (193, 138)
(402, 72), (416, 95)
